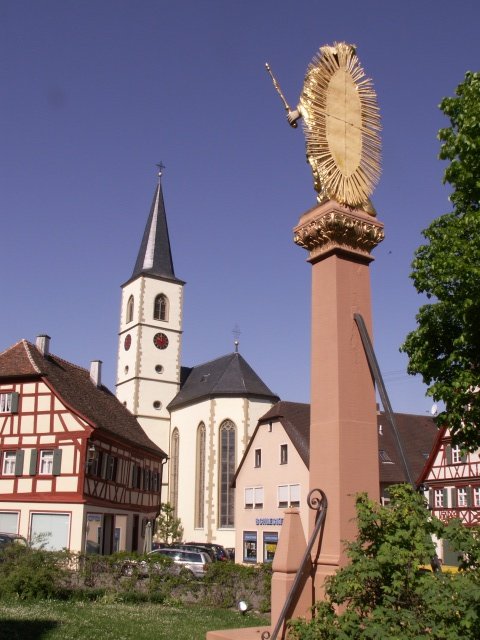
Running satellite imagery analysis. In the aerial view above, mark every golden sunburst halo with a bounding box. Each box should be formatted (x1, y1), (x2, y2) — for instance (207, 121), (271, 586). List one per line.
(299, 42), (381, 209)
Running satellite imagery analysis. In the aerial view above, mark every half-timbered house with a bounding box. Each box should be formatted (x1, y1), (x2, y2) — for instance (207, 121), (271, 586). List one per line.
(0, 335), (167, 553)
(419, 427), (480, 563)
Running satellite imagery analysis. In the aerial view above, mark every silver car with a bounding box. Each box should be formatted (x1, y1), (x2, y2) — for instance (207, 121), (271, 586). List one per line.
(148, 548), (212, 578)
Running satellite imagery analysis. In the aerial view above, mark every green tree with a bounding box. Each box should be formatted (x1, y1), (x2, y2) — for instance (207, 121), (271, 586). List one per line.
(154, 502), (184, 544)
(401, 71), (480, 450)
(288, 485), (480, 640)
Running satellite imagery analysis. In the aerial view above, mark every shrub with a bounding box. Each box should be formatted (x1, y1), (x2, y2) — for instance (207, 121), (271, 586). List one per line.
(0, 544), (69, 600)
(200, 561), (271, 610)
(288, 484), (480, 640)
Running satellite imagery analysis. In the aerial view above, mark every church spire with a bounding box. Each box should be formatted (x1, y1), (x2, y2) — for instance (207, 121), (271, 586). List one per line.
(131, 167), (180, 282)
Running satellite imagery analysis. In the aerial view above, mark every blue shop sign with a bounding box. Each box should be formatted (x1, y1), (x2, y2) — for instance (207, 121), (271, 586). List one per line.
(255, 517), (284, 526)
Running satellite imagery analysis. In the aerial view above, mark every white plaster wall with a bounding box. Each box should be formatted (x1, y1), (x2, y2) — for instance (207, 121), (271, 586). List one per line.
(116, 276), (182, 426)
(234, 419), (309, 564)
(171, 396), (275, 549)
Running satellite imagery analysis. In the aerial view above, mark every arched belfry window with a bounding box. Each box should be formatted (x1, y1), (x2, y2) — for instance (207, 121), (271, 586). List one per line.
(154, 294), (168, 321)
(126, 295), (134, 324)
(219, 420), (236, 528)
(170, 428), (180, 516)
(195, 423), (206, 529)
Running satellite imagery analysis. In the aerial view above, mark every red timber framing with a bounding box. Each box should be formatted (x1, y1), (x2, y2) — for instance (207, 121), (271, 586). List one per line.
(419, 427), (480, 527)
(0, 338), (167, 554)
(0, 379), (164, 511)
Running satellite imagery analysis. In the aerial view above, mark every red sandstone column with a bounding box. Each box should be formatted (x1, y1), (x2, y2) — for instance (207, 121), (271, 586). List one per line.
(294, 200), (383, 598)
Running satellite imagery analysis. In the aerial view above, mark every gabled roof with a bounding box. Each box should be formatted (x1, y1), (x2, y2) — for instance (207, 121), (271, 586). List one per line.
(126, 182), (184, 286)
(168, 352), (279, 411)
(233, 401), (438, 486)
(417, 426), (448, 485)
(0, 340), (166, 458)
(233, 401), (309, 485)
(377, 412), (438, 484)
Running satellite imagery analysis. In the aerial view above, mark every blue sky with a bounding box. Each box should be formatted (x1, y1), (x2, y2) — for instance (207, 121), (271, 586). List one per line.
(1, 0), (479, 415)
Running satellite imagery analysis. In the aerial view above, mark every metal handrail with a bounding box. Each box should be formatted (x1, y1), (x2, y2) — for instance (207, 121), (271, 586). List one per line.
(262, 488), (328, 640)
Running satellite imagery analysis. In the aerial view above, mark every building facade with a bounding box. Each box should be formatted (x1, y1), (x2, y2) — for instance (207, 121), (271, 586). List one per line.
(419, 428), (480, 564)
(233, 401), (438, 564)
(0, 336), (167, 553)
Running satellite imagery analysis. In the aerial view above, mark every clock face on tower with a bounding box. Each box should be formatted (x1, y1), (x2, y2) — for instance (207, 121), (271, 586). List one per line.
(153, 332), (169, 350)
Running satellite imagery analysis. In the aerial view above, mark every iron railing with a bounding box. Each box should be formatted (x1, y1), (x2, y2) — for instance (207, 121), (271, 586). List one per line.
(261, 488), (328, 640)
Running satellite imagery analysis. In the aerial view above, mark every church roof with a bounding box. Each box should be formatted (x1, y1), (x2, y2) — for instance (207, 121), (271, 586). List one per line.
(127, 181), (184, 285)
(168, 352), (279, 410)
(0, 340), (166, 458)
(233, 401), (437, 486)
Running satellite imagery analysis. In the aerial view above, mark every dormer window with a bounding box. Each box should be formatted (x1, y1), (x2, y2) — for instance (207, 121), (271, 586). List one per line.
(154, 294), (168, 321)
(0, 393), (19, 414)
(126, 296), (134, 323)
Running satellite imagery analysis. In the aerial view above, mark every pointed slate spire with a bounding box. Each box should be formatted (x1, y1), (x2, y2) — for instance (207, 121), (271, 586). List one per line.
(131, 177), (182, 283)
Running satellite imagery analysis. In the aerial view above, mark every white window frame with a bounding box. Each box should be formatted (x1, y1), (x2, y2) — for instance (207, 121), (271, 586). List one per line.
(434, 489), (444, 508)
(245, 486), (264, 509)
(474, 487), (480, 507)
(280, 444), (288, 465)
(457, 487), (468, 507)
(30, 512), (70, 551)
(277, 483), (300, 508)
(0, 393), (17, 413)
(452, 445), (462, 464)
(39, 450), (54, 475)
(254, 449), (261, 468)
(2, 451), (16, 476)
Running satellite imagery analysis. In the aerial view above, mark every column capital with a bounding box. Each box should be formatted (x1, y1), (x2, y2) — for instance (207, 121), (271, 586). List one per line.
(294, 200), (384, 263)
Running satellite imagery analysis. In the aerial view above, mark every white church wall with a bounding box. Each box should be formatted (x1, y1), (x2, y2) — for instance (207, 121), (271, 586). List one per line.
(171, 395), (276, 549)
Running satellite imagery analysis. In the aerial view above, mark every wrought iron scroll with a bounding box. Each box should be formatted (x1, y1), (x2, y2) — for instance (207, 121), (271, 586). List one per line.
(261, 488), (328, 640)
(353, 313), (415, 487)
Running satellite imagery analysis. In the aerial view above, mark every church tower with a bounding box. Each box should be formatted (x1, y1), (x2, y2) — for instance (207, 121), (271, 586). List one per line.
(116, 170), (184, 458)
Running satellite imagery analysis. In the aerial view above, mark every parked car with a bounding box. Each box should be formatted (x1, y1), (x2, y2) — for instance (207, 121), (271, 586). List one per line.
(186, 541), (229, 562)
(0, 533), (28, 549)
(170, 543), (216, 562)
(148, 548), (212, 577)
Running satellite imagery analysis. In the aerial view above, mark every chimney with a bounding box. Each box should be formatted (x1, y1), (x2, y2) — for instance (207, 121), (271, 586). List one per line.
(36, 334), (51, 357)
(90, 360), (102, 388)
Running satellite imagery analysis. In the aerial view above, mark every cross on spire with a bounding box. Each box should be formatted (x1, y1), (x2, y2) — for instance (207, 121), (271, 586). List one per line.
(156, 161), (166, 183)
(232, 324), (241, 352)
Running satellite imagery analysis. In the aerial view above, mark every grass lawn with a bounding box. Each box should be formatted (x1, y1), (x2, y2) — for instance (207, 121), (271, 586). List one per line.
(0, 601), (270, 640)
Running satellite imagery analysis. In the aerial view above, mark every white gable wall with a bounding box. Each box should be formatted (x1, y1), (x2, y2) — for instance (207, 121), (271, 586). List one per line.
(234, 418), (309, 563)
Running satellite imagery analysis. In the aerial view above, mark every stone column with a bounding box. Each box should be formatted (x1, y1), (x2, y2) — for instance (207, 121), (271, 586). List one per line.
(294, 199), (384, 599)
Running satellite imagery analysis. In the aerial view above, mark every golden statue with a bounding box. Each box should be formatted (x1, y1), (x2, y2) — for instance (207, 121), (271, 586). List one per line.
(266, 42), (381, 214)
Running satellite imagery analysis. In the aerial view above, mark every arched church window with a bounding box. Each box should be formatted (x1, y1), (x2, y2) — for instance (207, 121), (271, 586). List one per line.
(195, 423), (206, 529)
(219, 420), (236, 528)
(154, 294), (168, 321)
(126, 295), (134, 324)
(169, 428), (179, 517)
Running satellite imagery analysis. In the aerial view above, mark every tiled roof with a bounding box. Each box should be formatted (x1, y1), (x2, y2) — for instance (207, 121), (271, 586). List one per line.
(259, 401), (310, 467)
(168, 352), (279, 410)
(377, 412), (437, 484)
(234, 401), (438, 485)
(0, 340), (166, 458)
